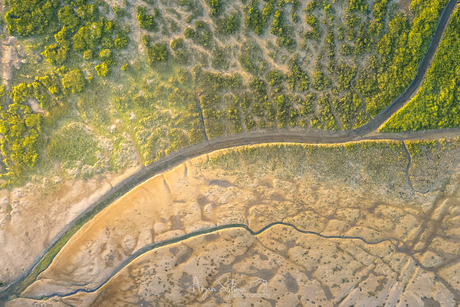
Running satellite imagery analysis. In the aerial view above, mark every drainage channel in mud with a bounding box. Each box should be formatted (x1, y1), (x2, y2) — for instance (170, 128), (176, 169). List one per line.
(32, 221), (402, 300)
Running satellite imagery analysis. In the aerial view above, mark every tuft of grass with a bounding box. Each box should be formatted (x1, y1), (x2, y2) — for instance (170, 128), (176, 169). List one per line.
(47, 123), (99, 166)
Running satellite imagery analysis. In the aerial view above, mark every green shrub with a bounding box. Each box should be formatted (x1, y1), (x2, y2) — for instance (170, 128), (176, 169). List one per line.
(211, 48), (229, 70)
(58, 5), (80, 31)
(42, 44), (69, 65)
(312, 64), (331, 91)
(136, 6), (156, 31)
(266, 70), (283, 86)
(205, 0), (223, 16)
(5, 0), (59, 37)
(184, 27), (197, 38)
(95, 62), (110, 76)
(310, 94), (338, 130)
(245, 0), (264, 34)
(62, 69), (85, 93)
(287, 55), (310, 92)
(142, 34), (152, 47)
(216, 12), (240, 34)
(238, 41), (262, 75)
(114, 32), (129, 50)
(305, 14), (319, 40)
(147, 43), (169, 64)
(337, 63), (357, 91)
(270, 9), (295, 48)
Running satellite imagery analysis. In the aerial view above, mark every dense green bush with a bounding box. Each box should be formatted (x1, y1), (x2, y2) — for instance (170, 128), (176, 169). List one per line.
(301, 93), (315, 116)
(332, 91), (369, 130)
(112, 5), (126, 19)
(216, 12), (240, 34)
(62, 69), (85, 93)
(5, 0), (59, 36)
(114, 31), (129, 50)
(196, 73), (243, 137)
(212, 48), (229, 70)
(58, 5), (81, 31)
(274, 94), (293, 128)
(147, 43), (169, 64)
(137, 6), (156, 31)
(184, 27), (197, 38)
(246, 78), (276, 129)
(244, 0), (269, 35)
(270, 9), (295, 48)
(338, 26), (345, 40)
(305, 13), (319, 40)
(305, 0), (319, 12)
(1, 0), (131, 185)
(266, 70), (283, 86)
(312, 64), (331, 91)
(326, 28), (336, 73)
(373, 0), (390, 23)
(341, 43), (354, 56)
(381, 7), (460, 131)
(99, 49), (114, 65)
(357, 0), (449, 116)
(95, 62), (110, 76)
(347, 0), (368, 13)
(337, 63), (357, 91)
(0, 81), (49, 186)
(354, 22), (372, 55)
(345, 12), (361, 27)
(184, 22), (213, 47)
(42, 43), (69, 65)
(290, 0), (301, 21)
(286, 55), (310, 92)
(142, 34), (152, 47)
(170, 38), (187, 62)
(310, 94), (337, 130)
(71, 19), (115, 54)
(244, 0), (276, 35)
(205, 0), (223, 16)
(171, 38), (184, 50)
(0, 86), (5, 105)
(238, 41), (263, 75)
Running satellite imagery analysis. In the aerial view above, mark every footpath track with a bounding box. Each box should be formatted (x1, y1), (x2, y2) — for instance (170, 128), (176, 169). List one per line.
(0, 0), (459, 302)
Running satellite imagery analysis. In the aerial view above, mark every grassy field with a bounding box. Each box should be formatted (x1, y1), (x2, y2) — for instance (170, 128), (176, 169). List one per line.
(380, 6), (460, 132)
(0, 0), (454, 186)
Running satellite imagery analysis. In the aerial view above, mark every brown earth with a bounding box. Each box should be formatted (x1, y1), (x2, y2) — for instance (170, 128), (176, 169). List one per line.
(0, 165), (141, 289)
(13, 139), (460, 306)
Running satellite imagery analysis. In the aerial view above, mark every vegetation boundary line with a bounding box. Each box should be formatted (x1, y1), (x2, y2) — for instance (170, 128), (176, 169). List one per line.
(0, 128), (456, 301)
(2, 126), (460, 300)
